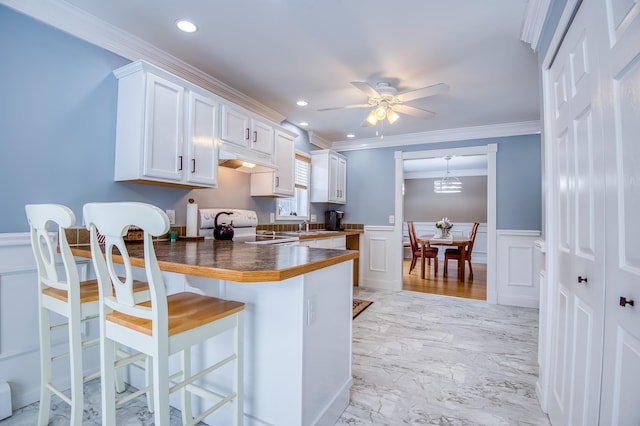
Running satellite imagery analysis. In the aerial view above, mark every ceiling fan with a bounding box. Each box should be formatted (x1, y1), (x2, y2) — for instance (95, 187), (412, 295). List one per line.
(318, 81), (449, 126)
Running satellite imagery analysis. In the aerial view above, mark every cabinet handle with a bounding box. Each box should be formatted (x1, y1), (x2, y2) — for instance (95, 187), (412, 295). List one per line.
(253, 130), (257, 143)
(245, 128), (250, 140)
(275, 176), (279, 187)
(191, 159), (196, 173)
(577, 276), (588, 284)
(178, 155), (183, 171)
(619, 297), (635, 307)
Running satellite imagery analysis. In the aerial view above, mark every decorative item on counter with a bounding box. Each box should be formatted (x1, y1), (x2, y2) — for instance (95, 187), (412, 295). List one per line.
(180, 198), (205, 240)
(435, 217), (453, 238)
(213, 211), (234, 240)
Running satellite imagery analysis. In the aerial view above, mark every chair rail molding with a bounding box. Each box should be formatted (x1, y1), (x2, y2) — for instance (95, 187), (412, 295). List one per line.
(496, 229), (542, 308)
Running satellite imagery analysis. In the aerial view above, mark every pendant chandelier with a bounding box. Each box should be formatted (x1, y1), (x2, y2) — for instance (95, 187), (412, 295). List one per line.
(434, 156), (462, 193)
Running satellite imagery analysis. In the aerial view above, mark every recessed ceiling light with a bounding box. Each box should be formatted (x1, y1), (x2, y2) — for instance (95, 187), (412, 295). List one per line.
(299, 122), (309, 127)
(346, 133), (356, 138)
(296, 100), (308, 107)
(176, 20), (197, 33)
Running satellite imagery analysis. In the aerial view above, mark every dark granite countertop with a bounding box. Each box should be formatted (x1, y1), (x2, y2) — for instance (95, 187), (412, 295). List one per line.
(71, 239), (358, 283)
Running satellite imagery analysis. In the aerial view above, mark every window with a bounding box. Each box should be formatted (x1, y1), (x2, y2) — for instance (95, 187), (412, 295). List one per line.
(276, 153), (311, 220)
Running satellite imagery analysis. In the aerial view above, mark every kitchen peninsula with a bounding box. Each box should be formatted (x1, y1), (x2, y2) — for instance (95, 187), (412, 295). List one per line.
(71, 239), (358, 426)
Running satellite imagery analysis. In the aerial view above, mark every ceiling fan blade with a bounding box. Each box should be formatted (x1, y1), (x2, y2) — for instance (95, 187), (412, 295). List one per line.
(317, 103), (372, 112)
(393, 104), (435, 119)
(350, 81), (381, 98)
(396, 83), (449, 103)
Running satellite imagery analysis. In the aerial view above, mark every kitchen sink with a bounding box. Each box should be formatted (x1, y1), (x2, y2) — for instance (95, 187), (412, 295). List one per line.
(281, 230), (340, 236)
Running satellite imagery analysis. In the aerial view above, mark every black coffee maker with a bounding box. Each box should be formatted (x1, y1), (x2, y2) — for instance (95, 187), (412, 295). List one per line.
(325, 210), (344, 231)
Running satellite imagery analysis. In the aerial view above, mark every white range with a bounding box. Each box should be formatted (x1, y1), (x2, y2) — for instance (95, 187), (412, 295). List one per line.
(198, 208), (299, 245)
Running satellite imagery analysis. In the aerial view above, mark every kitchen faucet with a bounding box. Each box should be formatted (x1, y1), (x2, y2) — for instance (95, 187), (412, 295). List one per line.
(299, 220), (310, 232)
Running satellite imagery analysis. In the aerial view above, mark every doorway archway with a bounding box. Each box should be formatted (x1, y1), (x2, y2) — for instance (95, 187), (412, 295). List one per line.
(393, 144), (497, 303)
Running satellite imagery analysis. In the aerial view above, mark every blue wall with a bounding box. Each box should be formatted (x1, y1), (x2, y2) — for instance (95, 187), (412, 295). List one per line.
(1, 5), (542, 233)
(343, 134), (542, 230)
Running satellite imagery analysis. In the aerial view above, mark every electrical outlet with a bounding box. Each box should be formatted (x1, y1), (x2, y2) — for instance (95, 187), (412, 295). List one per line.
(310, 214), (317, 223)
(389, 215), (395, 224)
(270, 212), (275, 223)
(166, 209), (176, 225)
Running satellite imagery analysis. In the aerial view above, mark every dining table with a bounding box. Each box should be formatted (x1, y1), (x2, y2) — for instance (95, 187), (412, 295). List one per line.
(418, 235), (471, 282)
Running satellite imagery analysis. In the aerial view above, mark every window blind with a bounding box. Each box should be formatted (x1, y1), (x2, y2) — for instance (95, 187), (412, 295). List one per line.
(295, 154), (310, 189)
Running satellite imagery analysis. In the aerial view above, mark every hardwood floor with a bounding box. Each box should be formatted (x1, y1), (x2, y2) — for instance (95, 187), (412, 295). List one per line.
(402, 258), (487, 301)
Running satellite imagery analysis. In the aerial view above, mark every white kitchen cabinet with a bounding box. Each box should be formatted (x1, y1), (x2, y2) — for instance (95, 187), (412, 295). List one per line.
(250, 128), (296, 197)
(220, 104), (275, 168)
(298, 236), (346, 249)
(310, 150), (347, 204)
(113, 60), (218, 188)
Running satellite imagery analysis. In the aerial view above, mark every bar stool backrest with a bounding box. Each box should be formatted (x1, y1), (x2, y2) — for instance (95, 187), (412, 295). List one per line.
(83, 202), (169, 334)
(25, 204), (80, 296)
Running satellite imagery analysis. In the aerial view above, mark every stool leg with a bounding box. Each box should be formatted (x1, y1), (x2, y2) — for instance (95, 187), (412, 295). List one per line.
(68, 306), (84, 426)
(114, 344), (126, 394)
(233, 312), (244, 426)
(37, 306), (51, 426)
(181, 348), (192, 424)
(152, 348), (170, 426)
(145, 356), (154, 412)
(101, 335), (117, 426)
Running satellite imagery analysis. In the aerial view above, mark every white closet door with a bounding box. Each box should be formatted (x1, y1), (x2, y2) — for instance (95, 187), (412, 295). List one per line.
(547, 1), (607, 424)
(600, 1), (640, 424)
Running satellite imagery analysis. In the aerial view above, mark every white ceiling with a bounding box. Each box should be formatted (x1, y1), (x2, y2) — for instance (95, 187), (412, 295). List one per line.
(5, 0), (541, 145)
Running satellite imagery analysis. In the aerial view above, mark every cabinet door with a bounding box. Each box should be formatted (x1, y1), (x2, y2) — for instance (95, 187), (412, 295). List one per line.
(221, 105), (250, 148)
(273, 130), (295, 196)
(251, 118), (274, 155)
(337, 156), (347, 203)
(143, 74), (184, 181)
(328, 153), (340, 202)
(185, 92), (218, 187)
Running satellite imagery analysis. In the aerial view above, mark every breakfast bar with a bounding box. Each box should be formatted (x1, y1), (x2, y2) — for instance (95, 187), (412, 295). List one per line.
(71, 239), (358, 426)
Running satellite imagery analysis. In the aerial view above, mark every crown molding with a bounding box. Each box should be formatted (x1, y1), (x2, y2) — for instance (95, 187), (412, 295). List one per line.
(520, 0), (551, 51)
(308, 131), (332, 149)
(331, 120), (541, 152)
(1, 0), (286, 124)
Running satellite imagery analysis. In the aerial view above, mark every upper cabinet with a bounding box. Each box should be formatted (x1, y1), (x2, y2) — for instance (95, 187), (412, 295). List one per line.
(113, 61), (218, 188)
(310, 150), (347, 204)
(250, 128), (297, 197)
(220, 104), (275, 168)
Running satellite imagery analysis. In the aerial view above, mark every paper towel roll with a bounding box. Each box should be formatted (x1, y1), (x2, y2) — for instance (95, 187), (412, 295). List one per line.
(186, 202), (198, 237)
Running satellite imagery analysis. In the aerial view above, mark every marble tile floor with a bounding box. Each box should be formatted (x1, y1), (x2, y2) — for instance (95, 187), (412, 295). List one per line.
(2, 288), (549, 425)
(337, 288), (550, 425)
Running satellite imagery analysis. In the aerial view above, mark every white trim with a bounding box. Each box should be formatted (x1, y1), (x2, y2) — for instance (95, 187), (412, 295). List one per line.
(0, 0), (286, 124)
(394, 144), (498, 303)
(331, 121), (540, 152)
(521, 0), (552, 51)
(308, 131), (332, 149)
(496, 229), (543, 237)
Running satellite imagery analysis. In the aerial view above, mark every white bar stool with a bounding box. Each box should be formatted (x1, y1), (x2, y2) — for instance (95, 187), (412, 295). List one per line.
(25, 204), (152, 426)
(83, 202), (244, 426)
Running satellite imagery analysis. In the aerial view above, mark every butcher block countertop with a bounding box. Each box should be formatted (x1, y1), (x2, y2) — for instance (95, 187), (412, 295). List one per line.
(70, 239), (358, 283)
(276, 229), (363, 240)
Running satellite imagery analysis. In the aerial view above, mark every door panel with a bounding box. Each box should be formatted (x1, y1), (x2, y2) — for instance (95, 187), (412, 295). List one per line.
(547, 1), (606, 424)
(600, 1), (640, 424)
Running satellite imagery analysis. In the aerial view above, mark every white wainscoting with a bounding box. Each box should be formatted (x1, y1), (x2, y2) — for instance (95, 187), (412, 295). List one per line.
(360, 226), (402, 291)
(0, 232), (98, 412)
(496, 230), (542, 308)
(403, 222), (488, 263)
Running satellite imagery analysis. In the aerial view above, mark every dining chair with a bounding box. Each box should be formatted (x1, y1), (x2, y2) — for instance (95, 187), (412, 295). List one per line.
(25, 204), (151, 426)
(84, 202), (245, 426)
(408, 221), (438, 276)
(444, 222), (479, 279)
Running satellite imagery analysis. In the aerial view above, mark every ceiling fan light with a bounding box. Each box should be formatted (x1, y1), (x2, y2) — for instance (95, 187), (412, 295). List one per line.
(374, 105), (387, 120)
(366, 111), (378, 125)
(387, 109), (400, 124)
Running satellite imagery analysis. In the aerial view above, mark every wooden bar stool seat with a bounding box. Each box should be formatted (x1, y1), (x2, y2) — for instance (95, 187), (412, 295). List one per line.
(84, 202), (245, 426)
